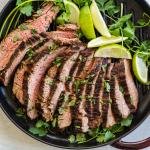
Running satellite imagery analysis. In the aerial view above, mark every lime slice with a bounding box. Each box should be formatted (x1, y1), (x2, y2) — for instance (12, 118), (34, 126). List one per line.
(90, 0), (111, 37)
(88, 36), (128, 48)
(79, 4), (96, 40)
(132, 52), (148, 84)
(63, 0), (80, 25)
(94, 44), (132, 59)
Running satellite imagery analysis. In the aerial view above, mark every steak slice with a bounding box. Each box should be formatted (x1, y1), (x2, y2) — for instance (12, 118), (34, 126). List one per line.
(46, 31), (80, 45)
(27, 46), (68, 119)
(57, 49), (94, 129)
(85, 58), (102, 129)
(40, 65), (59, 121)
(115, 59), (138, 112)
(1, 35), (48, 86)
(110, 76), (130, 120)
(74, 54), (95, 132)
(47, 51), (80, 121)
(101, 61), (116, 128)
(57, 24), (79, 32)
(13, 40), (54, 104)
(0, 3), (59, 85)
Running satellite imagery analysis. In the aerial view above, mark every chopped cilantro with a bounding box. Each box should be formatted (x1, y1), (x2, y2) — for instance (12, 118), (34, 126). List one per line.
(16, 108), (25, 118)
(53, 57), (63, 67)
(121, 115), (133, 127)
(31, 28), (38, 35)
(68, 135), (76, 143)
(16, 0), (33, 17)
(76, 133), (86, 143)
(104, 80), (110, 92)
(29, 120), (50, 137)
(19, 24), (28, 30)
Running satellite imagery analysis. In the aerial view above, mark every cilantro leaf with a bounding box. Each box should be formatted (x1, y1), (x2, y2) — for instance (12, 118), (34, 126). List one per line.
(121, 115), (133, 127)
(109, 14), (132, 30)
(104, 131), (115, 142)
(29, 120), (50, 137)
(16, 0), (33, 17)
(96, 0), (119, 16)
(68, 135), (76, 143)
(76, 133), (86, 143)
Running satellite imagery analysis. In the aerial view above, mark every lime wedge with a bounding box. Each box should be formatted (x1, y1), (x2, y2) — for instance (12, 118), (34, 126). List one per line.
(63, 0), (80, 25)
(94, 44), (132, 59)
(132, 52), (148, 84)
(79, 4), (96, 40)
(90, 0), (111, 37)
(88, 36), (128, 48)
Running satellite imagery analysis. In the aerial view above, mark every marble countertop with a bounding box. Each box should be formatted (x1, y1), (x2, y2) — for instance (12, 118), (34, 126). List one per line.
(0, 1), (150, 150)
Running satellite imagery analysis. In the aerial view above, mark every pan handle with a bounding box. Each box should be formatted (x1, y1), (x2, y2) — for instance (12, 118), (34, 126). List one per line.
(111, 137), (150, 149)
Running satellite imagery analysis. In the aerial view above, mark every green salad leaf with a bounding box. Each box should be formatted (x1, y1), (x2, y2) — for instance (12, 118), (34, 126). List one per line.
(16, 0), (33, 16)
(29, 120), (50, 137)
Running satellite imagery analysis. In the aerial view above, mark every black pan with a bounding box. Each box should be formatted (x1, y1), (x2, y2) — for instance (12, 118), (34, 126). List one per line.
(0, 0), (150, 149)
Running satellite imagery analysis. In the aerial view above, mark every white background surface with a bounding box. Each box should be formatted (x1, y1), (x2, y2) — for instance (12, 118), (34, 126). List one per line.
(0, 0), (150, 150)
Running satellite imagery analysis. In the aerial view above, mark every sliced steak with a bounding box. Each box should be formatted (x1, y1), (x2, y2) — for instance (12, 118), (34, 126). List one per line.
(27, 46), (68, 119)
(13, 40), (54, 104)
(57, 24), (79, 32)
(46, 31), (80, 45)
(74, 54), (95, 132)
(110, 76), (130, 120)
(47, 51), (80, 122)
(123, 59), (138, 110)
(13, 64), (28, 105)
(115, 59), (138, 112)
(0, 3), (59, 85)
(1, 35), (48, 86)
(40, 65), (59, 121)
(101, 61), (116, 128)
(85, 58), (102, 129)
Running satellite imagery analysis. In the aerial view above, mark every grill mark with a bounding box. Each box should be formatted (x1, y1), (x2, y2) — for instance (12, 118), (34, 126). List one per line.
(85, 58), (102, 129)
(0, 36), (49, 85)
(114, 62), (135, 112)
(101, 60), (113, 127)
(110, 76), (122, 121)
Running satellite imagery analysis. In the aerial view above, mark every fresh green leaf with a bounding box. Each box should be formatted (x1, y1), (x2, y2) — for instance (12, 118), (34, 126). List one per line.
(104, 131), (115, 142)
(109, 14), (132, 30)
(68, 135), (76, 143)
(110, 124), (124, 133)
(16, 0), (33, 17)
(96, 134), (105, 143)
(104, 80), (110, 92)
(73, 0), (91, 8)
(121, 115), (133, 127)
(29, 120), (49, 137)
(123, 21), (135, 39)
(76, 133), (86, 143)
(16, 108), (25, 118)
(29, 127), (48, 136)
(137, 13), (150, 27)
(96, 0), (119, 16)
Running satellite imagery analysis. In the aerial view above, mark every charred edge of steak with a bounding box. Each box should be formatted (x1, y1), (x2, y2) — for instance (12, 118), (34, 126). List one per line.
(0, 42), (25, 79)
(109, 77), (122, 122)
(85, 58), (102, 129)
(40, 66), (60, 121)
(0, 35), (48, 85)
(101, 60), (112, 127)
(114, 62), (135, 112)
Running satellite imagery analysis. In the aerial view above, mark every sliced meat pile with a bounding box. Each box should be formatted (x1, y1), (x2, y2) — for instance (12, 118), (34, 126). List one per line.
(0, 2), (139, 132)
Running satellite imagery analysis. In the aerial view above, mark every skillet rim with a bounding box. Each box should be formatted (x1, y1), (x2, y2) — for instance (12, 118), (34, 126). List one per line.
(0, 0), (149, 149)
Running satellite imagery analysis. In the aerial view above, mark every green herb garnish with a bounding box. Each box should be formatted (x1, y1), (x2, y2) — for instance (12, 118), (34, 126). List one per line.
(29, 120), (50, 137)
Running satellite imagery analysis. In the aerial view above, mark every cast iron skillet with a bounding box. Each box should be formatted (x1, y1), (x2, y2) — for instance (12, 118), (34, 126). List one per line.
(0, 0), (150, 149)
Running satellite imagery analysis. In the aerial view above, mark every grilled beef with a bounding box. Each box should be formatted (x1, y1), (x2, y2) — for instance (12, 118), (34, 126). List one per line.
(85, 58), (102, 129)
(27, 46), (68, 119)
(0, 3), (59, 85)
(13, 40), (54, 104)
